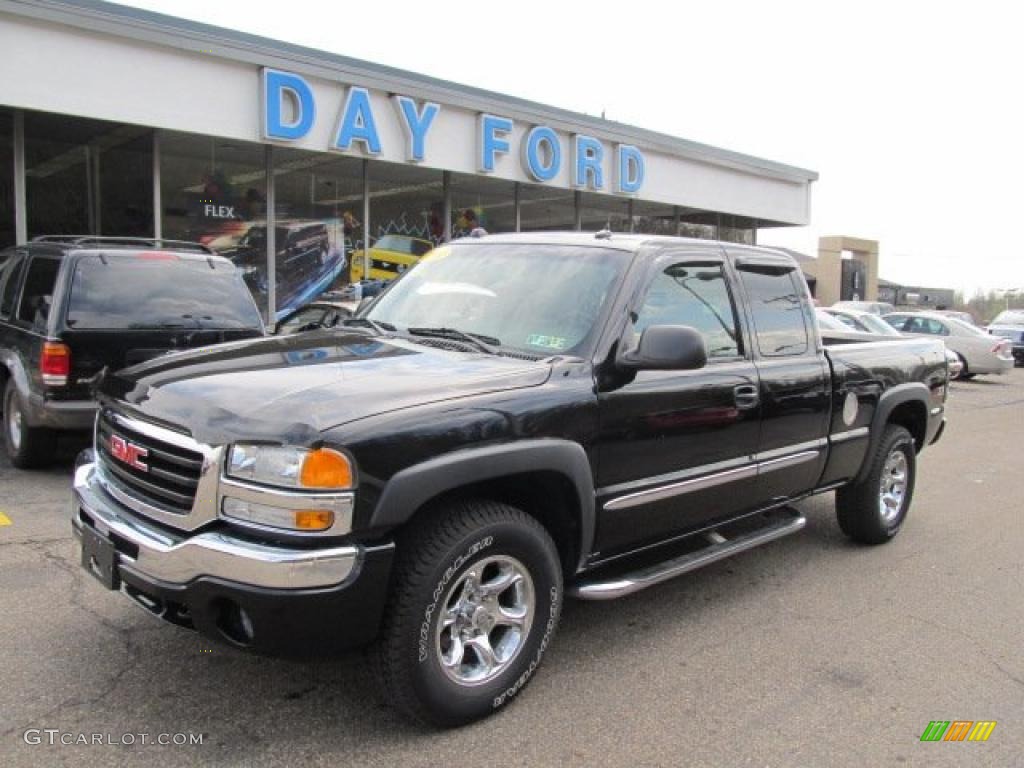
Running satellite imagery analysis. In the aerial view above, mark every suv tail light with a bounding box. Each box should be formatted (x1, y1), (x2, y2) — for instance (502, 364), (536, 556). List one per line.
(41, 341), (71, 386)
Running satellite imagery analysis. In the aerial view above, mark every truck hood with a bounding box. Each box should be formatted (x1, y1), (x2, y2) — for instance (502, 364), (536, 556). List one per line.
(99, 331), (552, 446)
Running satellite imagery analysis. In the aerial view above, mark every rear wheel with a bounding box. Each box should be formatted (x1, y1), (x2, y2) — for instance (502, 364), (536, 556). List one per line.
(375, 499), (563, 726)
(3, 379), (55, 469)
(836, 424), (916, 544)
(954, 354), (972, 380)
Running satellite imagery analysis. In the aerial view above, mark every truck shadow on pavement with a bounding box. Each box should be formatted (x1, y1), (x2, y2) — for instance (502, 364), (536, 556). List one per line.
(11, 493), (866, 756)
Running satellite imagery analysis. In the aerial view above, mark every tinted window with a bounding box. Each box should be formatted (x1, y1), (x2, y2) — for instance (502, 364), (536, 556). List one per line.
(17, 257), (61, 328)
(0, 254), (27, 318)
(903, 316), (948, 336)
(738, 265), (810, 356)
(884, 315), (909, 331)
(66, 254), (262, 330)
(634, 263), (742, 359)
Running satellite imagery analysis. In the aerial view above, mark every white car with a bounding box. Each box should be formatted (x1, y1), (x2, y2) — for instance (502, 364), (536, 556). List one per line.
(884, 311), (1014, 379)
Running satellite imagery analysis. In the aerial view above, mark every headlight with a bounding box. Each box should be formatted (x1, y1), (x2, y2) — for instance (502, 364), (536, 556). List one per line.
(226, 445), (354, 490)
(222, 444), (354, 534)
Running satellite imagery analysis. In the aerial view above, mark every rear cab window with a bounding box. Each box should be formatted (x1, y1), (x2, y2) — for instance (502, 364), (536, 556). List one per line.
(65, 252), (263, 330)
(736, 263), (812, 356)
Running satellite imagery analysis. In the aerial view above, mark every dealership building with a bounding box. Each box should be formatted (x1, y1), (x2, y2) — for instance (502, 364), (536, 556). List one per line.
(0, 0), (818, 318)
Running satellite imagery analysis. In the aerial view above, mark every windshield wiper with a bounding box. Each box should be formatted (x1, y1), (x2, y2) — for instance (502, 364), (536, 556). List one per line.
(344, 317), (396, 335)
(128, 321), (190, 329)
(407, 327), (501, 355)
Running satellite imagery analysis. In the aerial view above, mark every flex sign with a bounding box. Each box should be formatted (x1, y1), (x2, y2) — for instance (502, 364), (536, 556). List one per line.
(261, 68), (646, 194)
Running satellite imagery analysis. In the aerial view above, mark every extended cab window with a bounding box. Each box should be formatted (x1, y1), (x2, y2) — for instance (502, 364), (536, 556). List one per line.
(634, 263), (742, 359)
(738, 265), (810, 356)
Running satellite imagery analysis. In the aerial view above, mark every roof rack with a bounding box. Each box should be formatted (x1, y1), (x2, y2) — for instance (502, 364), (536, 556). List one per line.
(31, 235), (215, 255)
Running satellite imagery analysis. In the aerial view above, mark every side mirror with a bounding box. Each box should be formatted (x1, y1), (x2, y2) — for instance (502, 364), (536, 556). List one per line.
(618, 325), (708, 371)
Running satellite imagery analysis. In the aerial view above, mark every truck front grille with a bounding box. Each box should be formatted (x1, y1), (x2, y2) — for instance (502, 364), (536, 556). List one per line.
(96, 409), (203, 514)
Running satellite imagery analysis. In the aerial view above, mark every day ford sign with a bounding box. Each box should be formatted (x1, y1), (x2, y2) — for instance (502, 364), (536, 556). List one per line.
(260, 68), (646, 195)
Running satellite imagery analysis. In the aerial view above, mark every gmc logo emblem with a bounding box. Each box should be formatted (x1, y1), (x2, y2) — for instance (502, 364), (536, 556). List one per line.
(110, 434), (148, 471)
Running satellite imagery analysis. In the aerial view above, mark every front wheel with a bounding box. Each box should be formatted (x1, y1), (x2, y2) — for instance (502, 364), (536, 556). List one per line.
(375, 500), (563, 726)
(836, 424), (916, 545)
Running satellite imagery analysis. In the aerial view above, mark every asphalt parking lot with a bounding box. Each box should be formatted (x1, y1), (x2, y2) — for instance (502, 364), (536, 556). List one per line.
(1, 372), (1022, 768)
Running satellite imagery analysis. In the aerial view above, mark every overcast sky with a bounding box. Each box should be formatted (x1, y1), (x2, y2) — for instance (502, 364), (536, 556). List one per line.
(122, 0), (1023, 296)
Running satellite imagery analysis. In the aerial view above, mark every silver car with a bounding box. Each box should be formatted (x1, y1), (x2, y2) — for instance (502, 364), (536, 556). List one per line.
(884, 311), (1014, 379)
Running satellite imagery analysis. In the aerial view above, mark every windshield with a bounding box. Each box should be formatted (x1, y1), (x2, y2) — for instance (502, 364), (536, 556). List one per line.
(364, 243), (630, 356)
(66, 253), (263, 330)
(374, 235), (431, 256)
(858, 313), (903, 336)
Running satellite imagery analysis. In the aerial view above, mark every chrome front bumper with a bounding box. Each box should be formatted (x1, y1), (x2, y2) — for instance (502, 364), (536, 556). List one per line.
(72, 463), (360, 590)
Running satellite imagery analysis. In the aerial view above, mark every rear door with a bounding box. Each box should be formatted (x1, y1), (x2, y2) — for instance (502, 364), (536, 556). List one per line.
(730, 251), (831, 502)
(594, 246), (762, 558)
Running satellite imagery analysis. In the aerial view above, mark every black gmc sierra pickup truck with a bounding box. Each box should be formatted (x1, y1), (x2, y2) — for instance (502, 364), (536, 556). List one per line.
(73, 233), (948, 726)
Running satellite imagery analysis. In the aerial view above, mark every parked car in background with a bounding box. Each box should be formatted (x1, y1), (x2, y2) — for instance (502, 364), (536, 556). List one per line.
(884, 311), (1014, 379)
(822, 307), (903, 336)
(820, 309), (962, 378)
(986, 310), (1024, 366)
(0, 237), (265, 467)
(274, 300), (353, 335)
(350, 234), (434, 282)
(832, 300), (895, 316)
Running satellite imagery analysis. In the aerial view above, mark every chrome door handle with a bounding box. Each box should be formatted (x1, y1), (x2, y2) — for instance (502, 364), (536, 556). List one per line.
(733, 384), (760, 410)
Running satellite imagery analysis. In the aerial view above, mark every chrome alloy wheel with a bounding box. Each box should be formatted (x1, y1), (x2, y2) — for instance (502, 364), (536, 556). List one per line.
(6, 394), (22, 451)
(436, 555), (535, 686)
(879, 448), (908, 524)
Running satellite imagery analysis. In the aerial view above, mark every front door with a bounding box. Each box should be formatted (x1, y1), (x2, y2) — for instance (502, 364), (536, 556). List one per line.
(593, 248), (761, 560)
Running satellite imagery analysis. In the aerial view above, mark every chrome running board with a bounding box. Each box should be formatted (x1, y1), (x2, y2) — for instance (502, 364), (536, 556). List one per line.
(569, 508), (806, 600)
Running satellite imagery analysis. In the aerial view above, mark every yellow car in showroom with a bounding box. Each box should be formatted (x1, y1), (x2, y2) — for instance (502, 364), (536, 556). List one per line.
(350, 234), (435, 281)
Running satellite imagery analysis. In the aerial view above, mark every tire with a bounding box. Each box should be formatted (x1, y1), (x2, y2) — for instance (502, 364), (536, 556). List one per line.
(954, 354), (972, 380)
(836, 424), (916, 545)
(3, 379), (56, 469)
(375, 499), (563, 727)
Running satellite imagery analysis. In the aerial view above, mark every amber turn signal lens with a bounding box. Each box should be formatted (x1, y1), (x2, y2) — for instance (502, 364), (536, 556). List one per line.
(299, 448), (353, 489)
(293, 510), (334, 531)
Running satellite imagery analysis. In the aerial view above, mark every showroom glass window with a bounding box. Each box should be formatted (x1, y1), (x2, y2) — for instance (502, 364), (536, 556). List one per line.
(24, 111), (152, 238)
(518, 183), (577, 231)
(450, 173), (515, 237)
(578, 192), (630, 233)
(271, 148), (364, 317)
(160, 132), (267, 315)
(369, 161), (443, 246)
(0, 111), (13, 248)
(737, 264), (811, 356)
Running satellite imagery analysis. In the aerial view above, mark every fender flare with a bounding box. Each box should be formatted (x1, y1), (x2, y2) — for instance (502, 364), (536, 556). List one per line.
(854, 382), (929, 484)
(0, 348), (31, 399)
(369, 439), (596, 571)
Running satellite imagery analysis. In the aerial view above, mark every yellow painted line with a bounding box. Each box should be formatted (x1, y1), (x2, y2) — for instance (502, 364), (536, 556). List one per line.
(0, 511), (12, 526)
